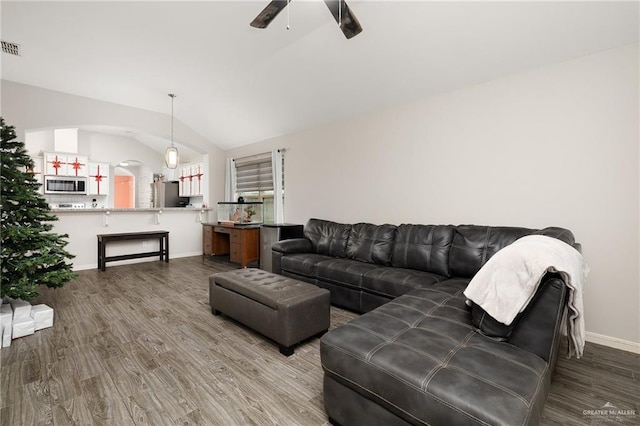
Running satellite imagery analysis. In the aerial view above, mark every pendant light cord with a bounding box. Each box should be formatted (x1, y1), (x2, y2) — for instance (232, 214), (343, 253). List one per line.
(169, 93), (176, 147)
(286, 0), (290, 30)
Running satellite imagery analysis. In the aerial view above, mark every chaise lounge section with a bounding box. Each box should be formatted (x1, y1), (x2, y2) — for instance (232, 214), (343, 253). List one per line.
(271, 218), (579, 425)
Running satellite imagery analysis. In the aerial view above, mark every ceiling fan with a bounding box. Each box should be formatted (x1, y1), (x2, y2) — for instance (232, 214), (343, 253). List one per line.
(250, 0), (363, 39)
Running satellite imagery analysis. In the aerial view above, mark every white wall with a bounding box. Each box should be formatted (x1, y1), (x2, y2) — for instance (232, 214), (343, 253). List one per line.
(227, 44), (640, 349)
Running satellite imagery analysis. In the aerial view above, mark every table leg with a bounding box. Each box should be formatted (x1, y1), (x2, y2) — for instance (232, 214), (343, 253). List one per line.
(165, 233), (170, 262)
(99, 238), (106, 271)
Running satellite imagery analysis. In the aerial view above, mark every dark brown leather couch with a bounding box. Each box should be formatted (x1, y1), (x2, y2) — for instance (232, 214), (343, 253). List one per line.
(271, 218), (577, 425)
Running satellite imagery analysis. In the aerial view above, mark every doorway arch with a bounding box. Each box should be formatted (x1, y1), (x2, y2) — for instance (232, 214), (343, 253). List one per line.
(114, 167), (135, 208)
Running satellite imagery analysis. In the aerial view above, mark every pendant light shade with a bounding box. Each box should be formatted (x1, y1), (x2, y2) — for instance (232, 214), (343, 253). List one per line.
(165, 93), (179, 169)
(165, 145), (178, 169)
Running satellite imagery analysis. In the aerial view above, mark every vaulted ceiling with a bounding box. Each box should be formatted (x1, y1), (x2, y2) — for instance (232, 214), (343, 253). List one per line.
(2, 1), (638, 150)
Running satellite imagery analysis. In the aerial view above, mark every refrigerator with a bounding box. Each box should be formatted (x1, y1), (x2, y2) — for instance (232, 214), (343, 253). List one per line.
(150, 180), (189, 208)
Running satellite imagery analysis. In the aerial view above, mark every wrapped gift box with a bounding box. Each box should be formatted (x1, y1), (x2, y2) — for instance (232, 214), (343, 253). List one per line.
(12, 317), (35, 339)
(0, 303), (12, 326)
(30, 304), (54, 331)
(8, 298), (31, 321)
(1, 327), (9, 348)
(0, 304), (12, 348)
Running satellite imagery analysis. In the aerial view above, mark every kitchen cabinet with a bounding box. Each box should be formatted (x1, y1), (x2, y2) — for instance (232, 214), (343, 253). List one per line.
(178, 161), (205, 197)
(190, 162), (204, 196)
(27, 156), (44, 193)
(44, 152), (88, 177)
(179, 164), (191, 197)
(88, 162), (110, 195)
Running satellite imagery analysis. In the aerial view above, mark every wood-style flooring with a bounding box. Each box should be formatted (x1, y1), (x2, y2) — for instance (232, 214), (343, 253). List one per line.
(1, 256), (638, 425)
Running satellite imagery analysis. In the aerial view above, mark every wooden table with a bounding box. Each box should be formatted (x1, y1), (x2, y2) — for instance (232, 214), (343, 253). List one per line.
(202, 223), (260, 267)
(97, 231), (169, 271)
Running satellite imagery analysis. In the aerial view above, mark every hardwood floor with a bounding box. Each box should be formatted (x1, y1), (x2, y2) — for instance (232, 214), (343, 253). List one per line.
(1, 257), (638, 425)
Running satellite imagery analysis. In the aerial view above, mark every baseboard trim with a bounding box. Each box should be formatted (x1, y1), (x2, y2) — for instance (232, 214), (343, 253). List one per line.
(585, 331), (640, 354)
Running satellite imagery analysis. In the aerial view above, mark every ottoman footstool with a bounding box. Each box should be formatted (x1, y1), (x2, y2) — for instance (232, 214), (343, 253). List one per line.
(209, 269), (330, 356)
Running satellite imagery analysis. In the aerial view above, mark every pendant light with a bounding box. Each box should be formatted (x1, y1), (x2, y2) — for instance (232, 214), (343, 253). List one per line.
(165, 93), (179, 169)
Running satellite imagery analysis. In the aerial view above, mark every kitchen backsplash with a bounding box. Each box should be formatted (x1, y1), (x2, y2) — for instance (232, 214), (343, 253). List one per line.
(45, 193), (107, 209)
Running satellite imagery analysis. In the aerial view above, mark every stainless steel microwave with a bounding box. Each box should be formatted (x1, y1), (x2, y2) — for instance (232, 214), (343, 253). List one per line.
(44, 176), (87, 195)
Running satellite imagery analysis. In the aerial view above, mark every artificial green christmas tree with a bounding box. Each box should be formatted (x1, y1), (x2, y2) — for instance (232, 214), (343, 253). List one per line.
(1, 117), (76, 301)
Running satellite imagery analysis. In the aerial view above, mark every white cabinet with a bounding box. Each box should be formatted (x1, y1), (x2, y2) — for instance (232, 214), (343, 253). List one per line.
(178, 161), (204, 197)
(88, 162), (110, 195)
(44, 153), (88, 177)
(44, 153), (65, 175)
(67, 155), (89, 177)
(27, 157), (44, 193)
(190, 162), (204, 196)
(179, 165), (191, 197)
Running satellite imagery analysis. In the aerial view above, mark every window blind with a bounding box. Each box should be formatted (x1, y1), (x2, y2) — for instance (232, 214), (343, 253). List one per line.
(234, 152), (284, 193)
(234, 151), (284, 193)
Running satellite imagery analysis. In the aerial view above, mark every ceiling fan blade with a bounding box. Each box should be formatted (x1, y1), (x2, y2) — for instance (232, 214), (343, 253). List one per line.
(323, 0), (362, 39)
(250, 0), (290, 29)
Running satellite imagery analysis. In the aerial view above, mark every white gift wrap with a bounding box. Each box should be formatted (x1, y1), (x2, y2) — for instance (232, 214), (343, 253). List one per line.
(8, 298), (32, 320)
(0, 303), (12, 326)
(30, 304), (54, 330)
(0, 304), (13, 347)
(12, 317), (35, 339)
(1, 325), (10, 348)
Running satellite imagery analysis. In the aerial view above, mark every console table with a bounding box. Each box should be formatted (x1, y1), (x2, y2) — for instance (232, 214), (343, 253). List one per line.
(202, 223), (260, 267)
(97, 231), (169, 271)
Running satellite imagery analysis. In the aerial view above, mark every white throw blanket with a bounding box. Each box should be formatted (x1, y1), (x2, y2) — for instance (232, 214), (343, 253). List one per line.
(463, 235), (589, 358)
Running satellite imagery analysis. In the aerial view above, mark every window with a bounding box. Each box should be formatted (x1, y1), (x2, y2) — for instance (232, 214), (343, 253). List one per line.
(234, 151), (284, 223)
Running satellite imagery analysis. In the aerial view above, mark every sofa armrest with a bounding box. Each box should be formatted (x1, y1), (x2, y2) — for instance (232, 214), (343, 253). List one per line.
(272, 238), (313, 254)
(508, 274), (569, 367)
(271, 238), (313, 275)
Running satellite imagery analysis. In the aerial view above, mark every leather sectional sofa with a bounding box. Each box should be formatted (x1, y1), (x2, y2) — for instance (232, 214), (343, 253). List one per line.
(272, 218), (578, 426)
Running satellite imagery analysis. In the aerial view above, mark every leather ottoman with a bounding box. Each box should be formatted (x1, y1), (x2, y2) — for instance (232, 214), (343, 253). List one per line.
(209, 268), (330, 356)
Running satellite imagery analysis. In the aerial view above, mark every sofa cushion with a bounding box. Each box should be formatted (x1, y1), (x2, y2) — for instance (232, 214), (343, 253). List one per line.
(362, 267), (447, 299)
(317, 259), (384, 289)
(304, 218), (351, 258)
(391, 224), (455, 277)
(345, 223), (397, 265)
(449, 225), (534, 278)
(281, 253), (334, 279)
(321, 288), (551, 426)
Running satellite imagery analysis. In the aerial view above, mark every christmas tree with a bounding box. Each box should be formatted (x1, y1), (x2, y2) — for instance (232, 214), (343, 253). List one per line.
(1, 118), (76, 301)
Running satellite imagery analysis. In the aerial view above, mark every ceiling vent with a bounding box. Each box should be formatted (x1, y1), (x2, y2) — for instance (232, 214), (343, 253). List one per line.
(1, 41), (21, 56)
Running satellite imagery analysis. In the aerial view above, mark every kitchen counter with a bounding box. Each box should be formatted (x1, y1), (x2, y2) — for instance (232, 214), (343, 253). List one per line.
(49, 207), (215, 270)
(51, 207), (212, 213)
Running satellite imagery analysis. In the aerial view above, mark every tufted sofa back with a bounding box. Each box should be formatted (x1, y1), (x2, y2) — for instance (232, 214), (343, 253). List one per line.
(449, 225), (576, 278)
(345, 223), (397, 265)
(304, 219), (352, 258)
(303, 219), (575, 279)
(391, 224), (455, 276)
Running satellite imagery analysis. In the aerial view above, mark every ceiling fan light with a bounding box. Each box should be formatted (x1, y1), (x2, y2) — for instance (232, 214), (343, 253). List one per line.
(165, 145), (179, 169)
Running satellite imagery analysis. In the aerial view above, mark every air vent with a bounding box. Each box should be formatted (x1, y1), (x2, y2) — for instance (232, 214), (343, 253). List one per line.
(1, 41), (21, 56)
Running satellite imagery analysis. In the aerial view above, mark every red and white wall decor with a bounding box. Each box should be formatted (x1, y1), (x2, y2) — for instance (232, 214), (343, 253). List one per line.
(44, 152), (88, 177)
(178, 161), (204, 197)
(88, 162), (110, 195)
(26, 156), (44, 193)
